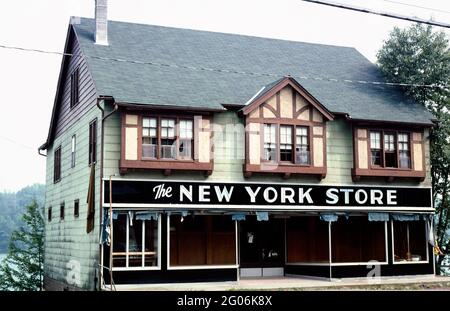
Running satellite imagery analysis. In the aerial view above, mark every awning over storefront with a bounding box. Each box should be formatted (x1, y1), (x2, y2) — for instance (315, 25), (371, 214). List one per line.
(391, 214), (421, 221)
(368, 212), (390, 222)
(256, 211), (269, 221)
(231, 213), (246, 221)
(135, 211), (159, 220)
(320, 213), (338, 222)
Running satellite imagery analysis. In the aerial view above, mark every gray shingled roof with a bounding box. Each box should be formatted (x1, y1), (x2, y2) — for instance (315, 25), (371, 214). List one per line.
(73, 17), (434, 124)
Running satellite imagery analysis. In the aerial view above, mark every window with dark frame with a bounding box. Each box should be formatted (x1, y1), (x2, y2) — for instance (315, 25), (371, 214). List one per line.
(74, 199), (79, 218)
(369, 131), (411, 169)
(71, 134), (76, 168)
(263, 123), (277, 161)
(279, 125), (293, 162)
(141, 117), (194, 160)
(295, 126), (310, 165)
(70, 67), (79, 108)
(48, 206), (52, 222)
(53, 146), (61, 183)
(89, 120), (97, 165)
(60, 202), (65, 221)
(384, 132), (397, 168)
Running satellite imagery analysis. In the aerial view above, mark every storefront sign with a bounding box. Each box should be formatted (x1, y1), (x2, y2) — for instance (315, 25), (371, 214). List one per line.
(104, 180), (432, 209)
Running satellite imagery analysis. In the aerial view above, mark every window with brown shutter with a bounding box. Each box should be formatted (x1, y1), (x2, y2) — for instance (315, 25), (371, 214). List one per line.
(53, 146), (61, 183)
(89, 119), (97, 165)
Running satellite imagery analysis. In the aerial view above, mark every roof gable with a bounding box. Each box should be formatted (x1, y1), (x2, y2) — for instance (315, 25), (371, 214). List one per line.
(242, 77), (334, 121)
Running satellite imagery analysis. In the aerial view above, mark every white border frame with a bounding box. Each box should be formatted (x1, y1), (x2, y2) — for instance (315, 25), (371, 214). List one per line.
(166, 213), (239, 270)
(391, 219), (429, 265)
(284, 218), (389, 267)
(111, 214), (162, 272)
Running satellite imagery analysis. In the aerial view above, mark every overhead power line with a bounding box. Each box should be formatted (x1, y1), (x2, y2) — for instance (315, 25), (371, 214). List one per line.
(302, 0), (450, 28)
(0, 43), (448, 89)
(380, 0), (450, 15)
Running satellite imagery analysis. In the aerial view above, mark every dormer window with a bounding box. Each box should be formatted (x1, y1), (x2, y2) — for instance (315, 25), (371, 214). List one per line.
(142, 117), (157, 158)
(369, 131), (410, 169)
(280, 125), (293, 162)
(179, 120), (193, 160)
(160, 119), (176, 159)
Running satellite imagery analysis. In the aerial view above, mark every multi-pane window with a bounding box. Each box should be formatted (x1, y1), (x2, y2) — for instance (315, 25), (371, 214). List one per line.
(53, 146), (61, 183)
(279, 126), (293, 162)
(179, 120), (193, 159)
(142, 117), (157, 158)
(263, 124), (277, 161)
(398, 133), (411, 168)
(161, 119), (176, 159)
(71, 135), (76, 168)
(141, 118), (194, 160)
(295, 127), (310, 165)
(384, 133), (397, 167)
(112, 212), (159, 269)
(70, 67), (79, 108)
(370, 132), (382, 166)
(369, 131), (411, 169)
(89, 120), (97, 165)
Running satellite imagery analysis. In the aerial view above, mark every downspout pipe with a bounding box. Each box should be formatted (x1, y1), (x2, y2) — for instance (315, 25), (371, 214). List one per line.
(96, 96), (118, 290)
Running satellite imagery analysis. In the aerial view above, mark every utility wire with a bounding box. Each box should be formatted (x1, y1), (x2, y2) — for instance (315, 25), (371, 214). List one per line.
(301, 0), (450, 28)
(0, 43), (448, 89)
(380, 0), (450, 15)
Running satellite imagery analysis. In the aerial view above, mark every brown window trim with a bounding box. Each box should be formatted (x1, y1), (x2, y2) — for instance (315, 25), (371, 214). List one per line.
(368, 129), (412, 170)
(353, 127), (424, 182)
(245, 118), (326, 179)
(260, 122), (312, 167)
(53, 145), (62, 183)
(120, 112), (213, 175)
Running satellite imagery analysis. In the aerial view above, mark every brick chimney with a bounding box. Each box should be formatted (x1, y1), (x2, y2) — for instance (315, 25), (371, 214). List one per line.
(95, 0), (108, 45)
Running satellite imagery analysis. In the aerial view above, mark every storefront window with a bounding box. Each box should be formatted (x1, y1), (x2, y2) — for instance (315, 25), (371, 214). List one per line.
(393, 220), (427, 263)
(331, 217), (386, 263)
(170, 215), (236, 266)
(112, 212), (159, 269)
(286, 216), (329, 263)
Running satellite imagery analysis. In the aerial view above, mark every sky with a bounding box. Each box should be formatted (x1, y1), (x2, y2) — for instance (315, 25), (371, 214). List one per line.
(0, 0), (449, 192)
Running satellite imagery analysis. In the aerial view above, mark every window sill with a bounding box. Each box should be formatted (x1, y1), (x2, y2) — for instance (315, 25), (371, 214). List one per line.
(352, 168), (425, 182)
(244, 163), (326, 179)
(120, 159), (213, 176)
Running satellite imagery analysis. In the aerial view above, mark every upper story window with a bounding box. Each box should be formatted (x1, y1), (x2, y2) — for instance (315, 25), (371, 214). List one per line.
(48, 206), (52, 222)
(60, 202), (65, 221)
(263, 124), (277, 161)
(179, 120), (194, 160)
(263, 124), (311, 165)
(53, 145), (61, 183)
(369, 131), (411, 169)
(74, 199), (79, 218)
(296, 127), (310, 165)
(280, 126), (293, 162)
(70, 67), (79, 109)
(89, 119), (97, 165)
(141, 117), (194, 160)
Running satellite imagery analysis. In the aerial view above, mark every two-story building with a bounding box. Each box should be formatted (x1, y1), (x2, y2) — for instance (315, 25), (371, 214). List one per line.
(39, 1), (436, 291)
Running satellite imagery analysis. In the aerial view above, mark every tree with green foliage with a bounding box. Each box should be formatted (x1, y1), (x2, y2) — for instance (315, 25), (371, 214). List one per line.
(377, 23), (450, 273)
(0, 200), (44, 290)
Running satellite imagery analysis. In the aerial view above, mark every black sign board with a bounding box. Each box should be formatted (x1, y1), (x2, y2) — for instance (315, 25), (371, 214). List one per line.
(103, 180), (432, 209)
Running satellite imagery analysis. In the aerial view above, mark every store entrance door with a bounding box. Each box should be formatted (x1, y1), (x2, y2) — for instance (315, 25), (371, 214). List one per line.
(239, 217), (285, 278)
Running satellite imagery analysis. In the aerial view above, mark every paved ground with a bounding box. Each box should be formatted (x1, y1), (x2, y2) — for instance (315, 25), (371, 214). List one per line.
(105, 275), (450, 291)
